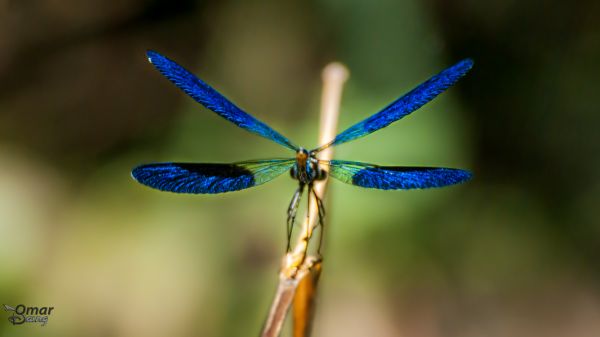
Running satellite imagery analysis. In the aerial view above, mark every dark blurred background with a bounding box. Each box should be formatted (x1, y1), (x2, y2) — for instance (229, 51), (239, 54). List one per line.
(1, 0), (599, 336)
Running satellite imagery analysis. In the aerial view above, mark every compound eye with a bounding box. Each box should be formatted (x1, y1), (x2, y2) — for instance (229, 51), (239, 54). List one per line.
(290, 165), (298, 179)
(318, 169), (327, 180)
(309, 168), (317, 181)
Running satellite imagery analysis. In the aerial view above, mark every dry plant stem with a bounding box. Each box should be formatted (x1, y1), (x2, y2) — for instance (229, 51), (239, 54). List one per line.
(292, 259), (322, 337)
(260, 63), (348, 337)
(286, 62), (349, 274)
(261, 276), (298, 337)
(290, 63), (348, 337)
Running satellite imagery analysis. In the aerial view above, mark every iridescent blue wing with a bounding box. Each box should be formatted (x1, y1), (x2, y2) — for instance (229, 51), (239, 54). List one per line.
(147, 51), (298, 151)
(132, 159), (295, 194)
(314, 59), (473, 152)
(327, 160), (471, 189)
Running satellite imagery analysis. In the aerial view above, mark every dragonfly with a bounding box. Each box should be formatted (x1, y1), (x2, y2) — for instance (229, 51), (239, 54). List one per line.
(132, 51), (474, 250)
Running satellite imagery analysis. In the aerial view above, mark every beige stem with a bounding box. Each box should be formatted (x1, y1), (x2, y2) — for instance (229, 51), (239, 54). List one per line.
(285, 62), (349, 273)
(260, 62), (348, 337)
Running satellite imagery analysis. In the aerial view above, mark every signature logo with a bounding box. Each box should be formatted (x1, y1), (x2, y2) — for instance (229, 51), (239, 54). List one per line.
(3, 304), (54, 326)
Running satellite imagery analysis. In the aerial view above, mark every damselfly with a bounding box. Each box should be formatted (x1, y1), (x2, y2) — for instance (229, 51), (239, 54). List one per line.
(132, 51), (473, 249)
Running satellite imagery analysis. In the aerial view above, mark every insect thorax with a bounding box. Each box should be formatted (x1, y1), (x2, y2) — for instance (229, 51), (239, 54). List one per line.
(290, 148), (327, 184)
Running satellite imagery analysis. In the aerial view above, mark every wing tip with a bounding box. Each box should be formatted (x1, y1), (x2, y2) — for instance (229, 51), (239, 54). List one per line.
(461, 57), (474, 66)
(146, 50), (163, 65)
(422, 168), (473, 189)
(130, 164), (171, 192)
(131, 164), (162, 184)
(457, 58), (474, 73)
(458, 169), (473, 183)
(131, 165), (146, 183)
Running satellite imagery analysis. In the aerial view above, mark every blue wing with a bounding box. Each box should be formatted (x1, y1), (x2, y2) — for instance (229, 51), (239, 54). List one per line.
(147, 51), (298, 151)
(132, 159), (295, 194)
(327, 160), (471, 189)
(314, 59), (473, 152)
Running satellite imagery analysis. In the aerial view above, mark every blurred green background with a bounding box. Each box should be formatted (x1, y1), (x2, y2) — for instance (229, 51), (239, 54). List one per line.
(1, 0), (599, 336)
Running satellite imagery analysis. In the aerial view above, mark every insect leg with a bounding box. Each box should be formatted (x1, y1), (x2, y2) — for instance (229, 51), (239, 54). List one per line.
(305, 185), (311, 240)
(311, 187), (326, 255)
(287, 183), (305, 251)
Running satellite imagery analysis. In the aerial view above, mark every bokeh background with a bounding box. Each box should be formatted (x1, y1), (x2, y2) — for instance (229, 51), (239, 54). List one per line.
(1, 0), (599, 336)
